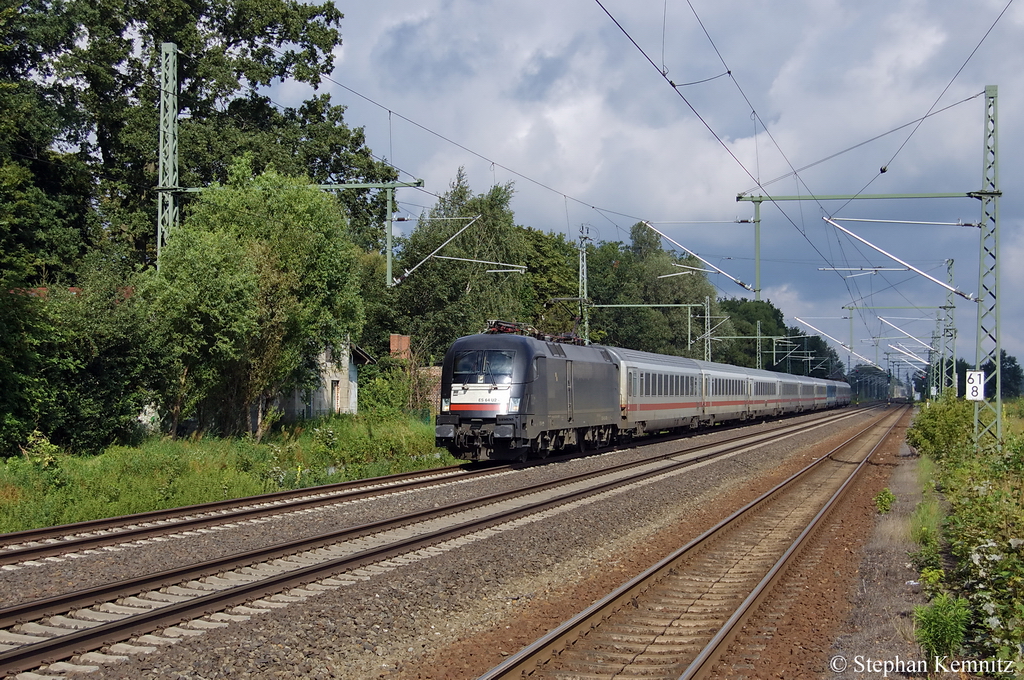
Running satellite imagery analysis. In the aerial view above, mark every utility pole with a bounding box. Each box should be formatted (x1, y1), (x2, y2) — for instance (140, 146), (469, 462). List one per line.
(153, 42), (424, 282)
(579, 225), (590, 344)
(756, 320), (762, 370)
(157, 42), (178, 267)
(704, 296), (711, 362)
(941, 260), (957, 395)
(738, 84), (1000, 445)
(971, 85), (1002, 449)
(317, 181), (425, 286)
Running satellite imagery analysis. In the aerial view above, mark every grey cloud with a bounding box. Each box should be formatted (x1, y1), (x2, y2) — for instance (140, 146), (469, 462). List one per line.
(373, 16), (478, 91)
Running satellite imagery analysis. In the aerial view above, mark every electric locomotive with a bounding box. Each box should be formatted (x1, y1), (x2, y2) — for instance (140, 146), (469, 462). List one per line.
(434, 322), (620, 461)
(435, 321), (851, 462)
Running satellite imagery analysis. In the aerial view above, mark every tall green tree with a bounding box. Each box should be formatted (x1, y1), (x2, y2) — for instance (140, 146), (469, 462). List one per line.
(0, 3), (95, 284)
(146, 158), (363, 438)
(391, 169), (529, 358)
(520, 227), (579, 335)
(0, 254), (165, 456)
(11, 0), (396, 266)
(717, 298), (790, 369)
(587, 223), (725, 356)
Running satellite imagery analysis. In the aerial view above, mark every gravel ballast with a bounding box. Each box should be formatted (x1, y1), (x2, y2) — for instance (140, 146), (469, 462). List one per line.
(5, 410), (879, 679)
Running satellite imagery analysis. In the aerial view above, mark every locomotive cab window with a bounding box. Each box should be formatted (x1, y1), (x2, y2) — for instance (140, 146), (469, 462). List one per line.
(453, 350), (516, 384)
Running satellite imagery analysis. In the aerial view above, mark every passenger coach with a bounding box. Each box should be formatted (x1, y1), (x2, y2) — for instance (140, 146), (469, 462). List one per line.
(435, 322), (851, 462)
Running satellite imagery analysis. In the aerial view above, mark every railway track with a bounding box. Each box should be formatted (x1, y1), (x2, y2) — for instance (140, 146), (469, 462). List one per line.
(0, 408), (870, 676)
(0, 465), (495, 566)
(0, 407), (870, 568)
(479, 405), (905, 680)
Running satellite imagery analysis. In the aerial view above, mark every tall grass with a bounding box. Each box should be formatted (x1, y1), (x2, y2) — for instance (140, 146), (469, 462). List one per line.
(0, 412), (457, 534)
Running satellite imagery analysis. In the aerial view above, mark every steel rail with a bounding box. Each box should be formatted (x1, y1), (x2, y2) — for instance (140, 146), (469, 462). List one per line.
(0, 408), (873, 676)
(477, 406), (903, 679)
(678, 407), (906, 679)
(0, 406), (869, 565)
(0, 466), (498, 564)
(0, 406), (863, 631)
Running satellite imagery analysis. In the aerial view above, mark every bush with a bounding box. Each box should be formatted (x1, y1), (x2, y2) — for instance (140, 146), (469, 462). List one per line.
(909, 494), (943, 571)
(874, 487), (896, 514)
(920, 567), (945, 599)
(914, 593), (970, 658)
(906, 393), (973, 463)
(905, 401), (1024, 666)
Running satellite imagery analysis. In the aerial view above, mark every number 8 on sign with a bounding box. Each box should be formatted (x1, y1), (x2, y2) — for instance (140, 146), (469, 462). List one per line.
(966, 371), (985, 401)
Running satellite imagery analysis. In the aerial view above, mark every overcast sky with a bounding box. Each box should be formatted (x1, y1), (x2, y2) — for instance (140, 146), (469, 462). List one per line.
(276, 0), (1024, 374)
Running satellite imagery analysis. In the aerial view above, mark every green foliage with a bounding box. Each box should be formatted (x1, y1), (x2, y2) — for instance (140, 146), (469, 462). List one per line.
(1000, 353), (1024, 400)
(147, 159), (363, 438)
(955, 353), (1024, 400)
(586, 223), (725, 357)
(0, 413), (456, 533)
(920, 567), (946, 599)
(391, 169), (530, 358)
(358, 358), (415, 416)
(0, 4), (95, 286)
(905, 396), (1024, 664)
(914, 592), (970, 658)
(0, 287), (41, 454)
(717, 298), (787, 369)
(2, 255), (164, 456)
(143, 226), (260, 434)
(906, 392), (974, 463)
(520, 228), (579, 335)
(909, 494), (943, 571)
(2, 1), (395, 456)
(874, 487), (896, 514)
(180, 94), (399, 252)
(6, 0), (394, 267)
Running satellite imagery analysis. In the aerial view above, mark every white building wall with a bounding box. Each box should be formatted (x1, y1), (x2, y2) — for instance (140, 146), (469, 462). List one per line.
(281, 345), (359, 421)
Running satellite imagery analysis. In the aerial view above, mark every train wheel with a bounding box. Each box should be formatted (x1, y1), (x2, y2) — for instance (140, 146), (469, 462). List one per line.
(533, 436), (548, 459)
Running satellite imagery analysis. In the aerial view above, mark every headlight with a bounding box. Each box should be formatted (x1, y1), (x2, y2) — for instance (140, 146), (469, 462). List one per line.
(508, 397), (520, 413)
(441, 398), (451, 412)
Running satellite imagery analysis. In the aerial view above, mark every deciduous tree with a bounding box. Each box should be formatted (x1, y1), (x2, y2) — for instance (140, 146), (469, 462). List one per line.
(147, 158), (363, 438)
(391, 169), (529, 358)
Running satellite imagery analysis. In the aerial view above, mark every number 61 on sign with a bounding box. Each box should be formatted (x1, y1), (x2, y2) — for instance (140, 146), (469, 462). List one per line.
(966, 371), (986, 401)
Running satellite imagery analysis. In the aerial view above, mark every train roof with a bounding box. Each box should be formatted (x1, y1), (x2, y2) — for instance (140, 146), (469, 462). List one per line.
(448, 333), (847, 386)
(599, 345), (843, 384)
